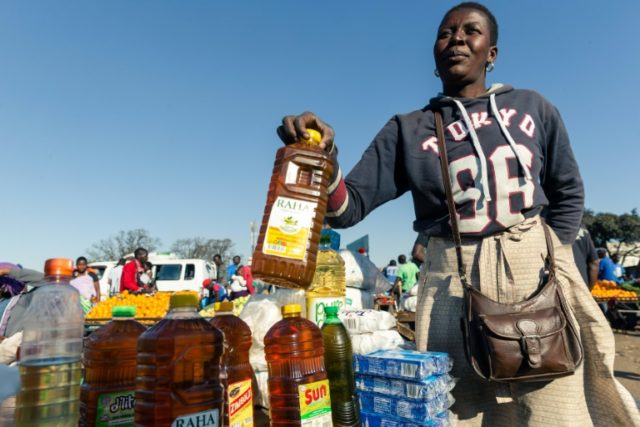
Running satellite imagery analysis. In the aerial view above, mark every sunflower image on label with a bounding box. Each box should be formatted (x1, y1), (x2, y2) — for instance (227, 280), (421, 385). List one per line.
(298, 379), (332, 427)
(263, 196), (317, 261)
(171, 409), (219, 427)
(228, 379), (254, 426)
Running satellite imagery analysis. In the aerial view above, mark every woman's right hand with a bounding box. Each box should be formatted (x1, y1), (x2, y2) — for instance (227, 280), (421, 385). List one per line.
(277, 111), (335, 152)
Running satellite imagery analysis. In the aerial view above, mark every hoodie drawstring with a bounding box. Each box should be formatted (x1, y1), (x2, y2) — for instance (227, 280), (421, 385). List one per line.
(489, 93), (532, 180)
(450, 94), (532, 203)
(452, 99), (492, 202)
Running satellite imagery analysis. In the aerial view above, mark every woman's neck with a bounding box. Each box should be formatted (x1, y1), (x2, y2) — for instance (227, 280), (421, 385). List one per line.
(442, 79), (487, 99)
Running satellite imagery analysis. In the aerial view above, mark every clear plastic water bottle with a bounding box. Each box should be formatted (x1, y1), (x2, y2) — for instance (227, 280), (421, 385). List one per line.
(14, 258), (85, 427)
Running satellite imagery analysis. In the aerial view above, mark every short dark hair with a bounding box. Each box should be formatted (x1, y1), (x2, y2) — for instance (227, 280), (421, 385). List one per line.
(76, 256), (87, 264)
(443, 2), (499, 46)
(134, 247), (148, 258)
(398, 254), (407, 264)
(596, 248), (607, 258)
(213, 254), (222, 260)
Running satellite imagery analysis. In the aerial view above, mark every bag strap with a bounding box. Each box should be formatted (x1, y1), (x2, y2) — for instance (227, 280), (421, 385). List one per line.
(434, 110), (556, 287)
(435, 110), (471, 289)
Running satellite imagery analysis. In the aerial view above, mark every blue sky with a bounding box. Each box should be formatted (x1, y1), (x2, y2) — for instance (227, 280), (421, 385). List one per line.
(2, 1), (639, 270)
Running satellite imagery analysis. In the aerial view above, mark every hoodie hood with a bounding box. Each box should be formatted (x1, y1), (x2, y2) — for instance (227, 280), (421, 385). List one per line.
(427, 83), (514, 108)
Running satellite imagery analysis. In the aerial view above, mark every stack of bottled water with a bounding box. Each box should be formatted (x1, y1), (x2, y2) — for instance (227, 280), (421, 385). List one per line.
(354, 349), (456, 426)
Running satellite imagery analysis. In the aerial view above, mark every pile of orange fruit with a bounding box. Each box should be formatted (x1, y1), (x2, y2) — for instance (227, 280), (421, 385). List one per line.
(86, 291), (172, 320)
(591, 280), (638, 300)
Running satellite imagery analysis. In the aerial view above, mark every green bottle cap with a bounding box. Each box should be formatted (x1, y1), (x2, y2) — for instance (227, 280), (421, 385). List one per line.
(324, 306), (339, 317)
(112, 305), (136, 318)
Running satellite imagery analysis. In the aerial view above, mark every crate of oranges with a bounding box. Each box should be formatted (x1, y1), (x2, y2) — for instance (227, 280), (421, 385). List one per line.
(86, 291), (172, 324)
(591, 280), (639, 301)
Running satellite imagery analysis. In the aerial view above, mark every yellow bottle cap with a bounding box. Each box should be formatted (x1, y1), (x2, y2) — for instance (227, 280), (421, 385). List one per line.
(282, 304), (301, 316)
(213, 302), (221, 311)
(302, 128), (322, 146)
(169, 292), (199, 309)
(219, 301), (234, 312)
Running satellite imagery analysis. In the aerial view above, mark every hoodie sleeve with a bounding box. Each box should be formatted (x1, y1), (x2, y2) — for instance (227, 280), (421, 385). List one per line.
(540, 102), (584, 244)
(326, 117), (409, 229)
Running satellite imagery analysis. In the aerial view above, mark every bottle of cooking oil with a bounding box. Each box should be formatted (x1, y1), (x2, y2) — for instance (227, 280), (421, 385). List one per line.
(80, 305), (146, 427)
(209, 301), (255, 427)
(306, 229), (346, 326)
(135, 292), (224, 426)
(321, 306), (359, 427)
(252, 128), (335, 290)
(264, 304), (332, 426)
(15, 258), (84, 427)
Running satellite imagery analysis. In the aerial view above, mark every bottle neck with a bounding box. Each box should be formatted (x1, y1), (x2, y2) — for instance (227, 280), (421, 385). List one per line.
(283, 312), (301, 319)
(167, 306), (199, 319)
(44, 274), (72, 283)
(323, 314), (342, 325)
(216, 311), (234, 316)
(113, 316), (135, 321)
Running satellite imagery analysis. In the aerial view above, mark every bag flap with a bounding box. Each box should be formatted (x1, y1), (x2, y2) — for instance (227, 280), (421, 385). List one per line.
(480, 306), (566, 340)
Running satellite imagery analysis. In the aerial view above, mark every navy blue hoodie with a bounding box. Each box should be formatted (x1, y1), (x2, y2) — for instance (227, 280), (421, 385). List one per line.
(325, 84), (584, 244)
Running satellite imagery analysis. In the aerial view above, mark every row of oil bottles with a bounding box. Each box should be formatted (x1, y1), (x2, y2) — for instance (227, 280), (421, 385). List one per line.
(9, 241), (356, 427)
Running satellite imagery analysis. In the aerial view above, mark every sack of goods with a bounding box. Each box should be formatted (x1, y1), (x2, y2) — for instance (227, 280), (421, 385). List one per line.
(354, 349), (455, 426)
(340, 250), (392, 294)
(339, 309), (404, 354)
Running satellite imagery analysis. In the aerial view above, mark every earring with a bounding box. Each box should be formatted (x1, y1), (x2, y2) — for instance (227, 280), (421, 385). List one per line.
(486, 62), (495, 73)
(434, 68), (440, 78)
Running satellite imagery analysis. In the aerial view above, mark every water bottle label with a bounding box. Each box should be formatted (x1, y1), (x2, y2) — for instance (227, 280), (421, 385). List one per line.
(228, 379), (253, 426)
(171, 409), (219, 427)
(95, 390), (135, 427)
(307, 296), (346, 326)
(263, 196), (317, 261)
(298, 379), (332, 425)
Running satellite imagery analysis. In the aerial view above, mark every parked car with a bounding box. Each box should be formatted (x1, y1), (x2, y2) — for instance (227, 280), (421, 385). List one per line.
(150, 258), (216, 293)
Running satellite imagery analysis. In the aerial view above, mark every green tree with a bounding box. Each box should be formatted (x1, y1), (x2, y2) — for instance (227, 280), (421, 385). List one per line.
(585, 209), (640, 263)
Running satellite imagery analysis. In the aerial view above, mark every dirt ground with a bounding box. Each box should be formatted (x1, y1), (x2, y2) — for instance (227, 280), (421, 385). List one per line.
(614, 331), (640, 404)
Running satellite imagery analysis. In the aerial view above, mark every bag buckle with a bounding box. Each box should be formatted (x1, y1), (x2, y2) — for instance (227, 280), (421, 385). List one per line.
(517, 319), (542, 369)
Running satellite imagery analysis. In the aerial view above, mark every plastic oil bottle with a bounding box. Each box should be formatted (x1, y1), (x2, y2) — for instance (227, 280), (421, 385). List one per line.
(252, 128), (335, 290)
(135, 292), (224, 426)
(321, 306), (359, 427)
(264, 304), (332, 426)
(80, 305), (146, 427)
(306, 229), (346, 326)
(15, 258), (85, 427)
(210, 301), (255, 427)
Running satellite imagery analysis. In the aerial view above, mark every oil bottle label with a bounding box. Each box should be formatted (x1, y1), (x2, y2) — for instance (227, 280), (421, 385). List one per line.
(263, 196), (317, 260)
(298, 379), (332, 426)
(95, 390), (135, 427)
(307, 296), (346, 326)
(228, 379), (254, 426)
(171, 409), (219, 427)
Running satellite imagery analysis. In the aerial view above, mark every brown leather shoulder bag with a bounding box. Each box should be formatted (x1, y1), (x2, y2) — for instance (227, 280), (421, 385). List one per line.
(434, 110), (583, 383)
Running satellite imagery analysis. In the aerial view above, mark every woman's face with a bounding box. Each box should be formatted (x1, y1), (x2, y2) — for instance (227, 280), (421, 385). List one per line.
(433, 8), (497, 89)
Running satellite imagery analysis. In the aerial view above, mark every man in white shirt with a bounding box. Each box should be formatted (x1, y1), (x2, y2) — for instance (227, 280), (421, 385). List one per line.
(108, 258), (126, 296)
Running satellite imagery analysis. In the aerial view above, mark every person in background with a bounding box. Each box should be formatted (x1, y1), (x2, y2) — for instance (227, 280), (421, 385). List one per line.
(597, 249), (622, 284)
(572, 226), (599, 289)
(392, 254), (419, 302)
(70, 257), (100, 309)
(107, 258), (126, 296)
(227, 255), (241, 282)
(120, 247), (150, 293)
(229, 265), (249, 300)
(212, 254), (227, 286)
(611, 253), (626, 282)
(383, 260), (398, 285)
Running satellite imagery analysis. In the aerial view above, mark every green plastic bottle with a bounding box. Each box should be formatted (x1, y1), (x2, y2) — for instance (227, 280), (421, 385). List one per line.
(320, 306), (359, 427)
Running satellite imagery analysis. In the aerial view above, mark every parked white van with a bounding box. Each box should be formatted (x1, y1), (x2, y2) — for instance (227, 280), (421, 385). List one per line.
(88, 261), (116, 299)
(150, 258), (216, 293)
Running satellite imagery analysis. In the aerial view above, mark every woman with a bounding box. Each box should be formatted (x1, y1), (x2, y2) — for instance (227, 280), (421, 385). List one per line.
(70, 256), (101, 313)
(278, 2), (638, 425)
